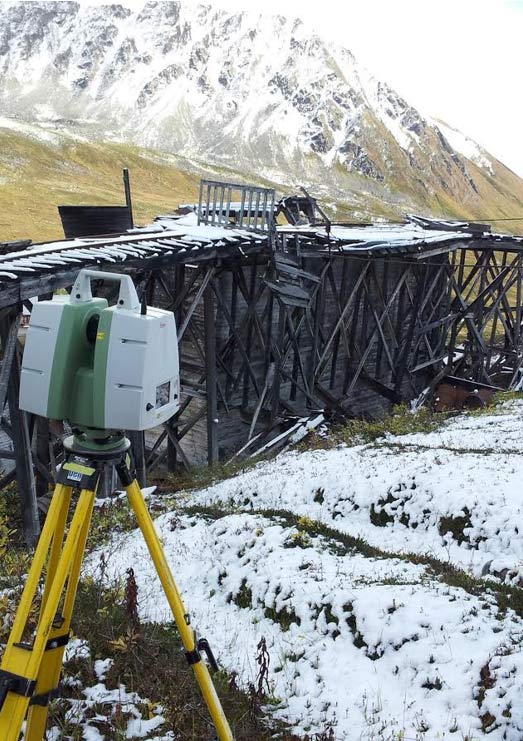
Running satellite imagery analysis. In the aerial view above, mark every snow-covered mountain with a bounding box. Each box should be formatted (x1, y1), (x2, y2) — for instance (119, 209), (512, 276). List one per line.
(1, 0), (523, 220)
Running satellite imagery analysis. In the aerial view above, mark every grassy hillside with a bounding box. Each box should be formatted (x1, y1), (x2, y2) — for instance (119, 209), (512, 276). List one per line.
(2, 119), (523, 244)
(0, 124), (225, 242)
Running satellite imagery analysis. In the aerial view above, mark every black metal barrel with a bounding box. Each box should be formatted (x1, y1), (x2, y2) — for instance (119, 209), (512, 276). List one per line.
(58, 205), (132, 239)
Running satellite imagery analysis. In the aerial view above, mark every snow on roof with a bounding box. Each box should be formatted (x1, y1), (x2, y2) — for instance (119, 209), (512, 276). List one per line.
(159, 211), (476, 251)
(0, 211), (268, 276)
(153, 211), (267, 240)
(277, 220), (474, 251)
(3, 213), (522, 282)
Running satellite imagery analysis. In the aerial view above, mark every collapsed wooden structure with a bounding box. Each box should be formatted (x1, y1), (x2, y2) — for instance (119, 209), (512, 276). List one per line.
(2, 180), (523, 544)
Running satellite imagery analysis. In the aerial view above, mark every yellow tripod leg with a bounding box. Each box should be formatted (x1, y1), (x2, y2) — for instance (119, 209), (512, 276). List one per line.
(0, 483), (72, 741)
(2, 485), (72, 669)
(0, 487), (95, 741)
(25, 485), (96, 741)
(124, 477), (234, 741)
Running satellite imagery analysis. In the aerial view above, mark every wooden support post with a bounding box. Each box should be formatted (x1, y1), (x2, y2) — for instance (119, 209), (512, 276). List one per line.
(4, 314), (40, 547)
(98, 465), (116, 499)
(166, 420), (177, 473)
(270, 302), (286, 423)
(167, 264), (186, 471)
(242, 262), (258, 409)
(225, 269), (239, 399)
(35, 416), (51, 498)
(0, 310), (20, 412)
(204, 281), (219, 465)
(394, 263), (426, 395)
(123, 168), (134, 228)
(128, 431), (146, 487)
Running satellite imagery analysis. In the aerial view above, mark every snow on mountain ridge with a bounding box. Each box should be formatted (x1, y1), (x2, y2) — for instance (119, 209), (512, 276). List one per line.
(435, 119), (494, 176)
(0, 0), (516, 219)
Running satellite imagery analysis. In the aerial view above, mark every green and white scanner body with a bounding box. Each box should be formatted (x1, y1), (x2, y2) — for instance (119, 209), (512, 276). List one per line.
(19, 269), (180, 431)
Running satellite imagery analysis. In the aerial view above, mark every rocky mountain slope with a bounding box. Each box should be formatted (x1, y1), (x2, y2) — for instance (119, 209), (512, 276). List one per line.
(1, 0), (523, 223)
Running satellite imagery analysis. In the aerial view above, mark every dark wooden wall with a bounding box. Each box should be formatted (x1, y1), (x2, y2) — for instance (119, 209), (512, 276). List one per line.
(146, 250), (450, 465)
(3, 238), (523, 546)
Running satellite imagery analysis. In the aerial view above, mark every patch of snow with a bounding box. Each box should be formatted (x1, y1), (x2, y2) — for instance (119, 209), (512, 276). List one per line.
(0, 115), (63, 145)
(64, 637), (90, 663)
(72, 401), (523, 738)
(436, 120), (495, 175)
(188, 403), (523, 577)
(87, 507), (523, 738)
(94, 657), (113, 681)
(50, 670), (171, 741)
(126, 715), (166, 738)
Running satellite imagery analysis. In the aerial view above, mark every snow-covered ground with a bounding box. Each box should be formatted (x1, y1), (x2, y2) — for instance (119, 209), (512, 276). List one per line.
(86, 401), (523, 740)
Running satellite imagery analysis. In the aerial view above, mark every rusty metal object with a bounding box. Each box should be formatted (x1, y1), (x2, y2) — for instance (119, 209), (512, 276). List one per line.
(434, 382), (495, 412)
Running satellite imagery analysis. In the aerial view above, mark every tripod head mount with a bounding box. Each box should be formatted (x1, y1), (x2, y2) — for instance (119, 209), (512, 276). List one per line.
(20, 269), (180, 439)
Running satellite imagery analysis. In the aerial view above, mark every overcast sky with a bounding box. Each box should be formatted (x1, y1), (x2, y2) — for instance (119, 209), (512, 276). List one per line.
(29, 0), (523, 176)
(213, 0), (523, 176)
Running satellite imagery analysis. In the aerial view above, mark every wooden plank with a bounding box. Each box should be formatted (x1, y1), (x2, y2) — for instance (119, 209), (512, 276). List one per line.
(0, 312), (20, 411)
(248, 364), (275, 439)
(264, 279), (311, 306)
(345, 270), (410, 398)
(314, 262), (371, 381)
(177, 267), (215, 342)
(128, 431), (146, 486)
(242, 262), (258, 409)
(163, 425), (191, 470)
(6, 329), (40, 547)
(270, 304), (286, 422)
(204, 285), (219, 465)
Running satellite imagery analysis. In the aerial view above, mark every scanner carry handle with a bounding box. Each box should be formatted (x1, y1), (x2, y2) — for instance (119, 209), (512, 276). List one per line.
(70, 269), (140, 312)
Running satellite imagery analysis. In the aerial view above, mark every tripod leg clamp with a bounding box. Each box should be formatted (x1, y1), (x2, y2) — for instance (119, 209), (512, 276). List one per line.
(0, 669), (36, 711)
(45, 632), (70, 651)
(0, 637), (70, 710)
(30, 686), (62, 707)
(185, 638), (219, 672)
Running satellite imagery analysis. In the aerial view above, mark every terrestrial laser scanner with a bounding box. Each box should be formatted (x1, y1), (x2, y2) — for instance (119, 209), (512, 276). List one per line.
(0, 270), (233, 741)
(19, 269), (180, 433)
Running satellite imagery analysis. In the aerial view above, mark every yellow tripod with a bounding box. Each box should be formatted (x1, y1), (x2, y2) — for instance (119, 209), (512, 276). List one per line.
(0, 436), (234, 741)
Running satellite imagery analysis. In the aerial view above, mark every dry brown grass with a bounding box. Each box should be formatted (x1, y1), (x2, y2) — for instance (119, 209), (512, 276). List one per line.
(0, 127), (209, 242)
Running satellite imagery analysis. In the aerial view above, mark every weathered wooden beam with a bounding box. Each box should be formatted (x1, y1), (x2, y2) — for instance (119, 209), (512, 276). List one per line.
(128, 431), (146, 487)
(270, 303), (286, 423)
(163, 424), (191, 470)
(204, 285), (219, 465)
(394, 263), (427, 394)
(325, 260), (350, 390)
(285, 309), (310, 398)
(167, 264), (187, 471)
(177, 267), (215, 342)
(345, 270), (410, 398)
(35, 416), (51, 498)
(241, 262), (258, 409)
(308, 261), (328, 387)
(4, 316), (40, 547)
(314, 261), (371, 381)
(211, 279), (261, 398)
(0, 311), (20, 413)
